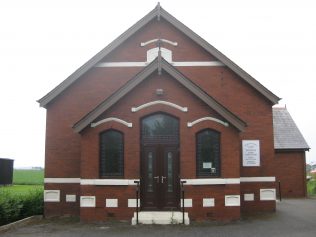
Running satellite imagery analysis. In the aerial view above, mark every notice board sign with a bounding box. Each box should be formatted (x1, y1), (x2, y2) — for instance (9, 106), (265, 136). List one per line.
(242, 140), (260, 167)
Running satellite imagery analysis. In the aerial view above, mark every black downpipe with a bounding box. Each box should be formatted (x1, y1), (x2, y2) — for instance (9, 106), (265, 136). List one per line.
(278, 180), (282, 202)
(180, 180), (187, 224)
(134, 180), (140, 224)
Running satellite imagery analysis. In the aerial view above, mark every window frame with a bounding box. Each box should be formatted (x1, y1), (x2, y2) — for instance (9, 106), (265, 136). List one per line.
(99, 129), (124, 178)
(196, 128), (221, 178)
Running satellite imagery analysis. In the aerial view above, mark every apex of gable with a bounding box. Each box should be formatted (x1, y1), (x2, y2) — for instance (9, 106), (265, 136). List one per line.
(37, 4), (279, 108)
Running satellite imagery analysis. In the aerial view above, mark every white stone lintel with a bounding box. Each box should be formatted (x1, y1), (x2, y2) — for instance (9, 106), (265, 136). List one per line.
(181, 178), (240, 185)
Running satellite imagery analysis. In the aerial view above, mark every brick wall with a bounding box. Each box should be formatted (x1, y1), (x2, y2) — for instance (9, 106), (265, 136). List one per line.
(44, 18), (277, 220)
(44, 183), (80, 217)
(274, 151), (307, 198)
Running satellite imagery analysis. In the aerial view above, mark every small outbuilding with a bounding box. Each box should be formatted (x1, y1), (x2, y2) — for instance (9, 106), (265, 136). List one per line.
(273, 107), (310, 197)
(0, 158), (14, 186)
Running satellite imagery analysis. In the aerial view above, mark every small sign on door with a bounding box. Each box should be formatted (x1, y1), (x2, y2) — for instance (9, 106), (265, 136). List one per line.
(203, 162), (212, 169)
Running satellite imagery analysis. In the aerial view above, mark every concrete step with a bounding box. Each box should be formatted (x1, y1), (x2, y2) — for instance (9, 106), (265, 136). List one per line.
(131, 211), (189, 225)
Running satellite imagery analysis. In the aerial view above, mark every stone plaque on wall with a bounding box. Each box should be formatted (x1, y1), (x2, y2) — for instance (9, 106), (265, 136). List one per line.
(242, 140), (260, 167)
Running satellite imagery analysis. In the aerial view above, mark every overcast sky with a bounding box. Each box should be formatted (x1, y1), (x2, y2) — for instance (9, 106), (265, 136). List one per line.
(0, 0), (315, 168)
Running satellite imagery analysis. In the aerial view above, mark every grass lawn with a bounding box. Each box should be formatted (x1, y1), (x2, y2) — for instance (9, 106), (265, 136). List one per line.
(0, 185), (43, 196)
(13, 169), (44, 185)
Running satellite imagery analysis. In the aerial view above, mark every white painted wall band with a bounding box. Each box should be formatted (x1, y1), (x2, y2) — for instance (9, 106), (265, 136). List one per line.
(44, 178), (81, 183)
(240, 177), (276, 182)
(181, 178), (240, 185)
(80, 179), (140, 186)
(44, 177), (275, 185)
(95, 61), (225, 67)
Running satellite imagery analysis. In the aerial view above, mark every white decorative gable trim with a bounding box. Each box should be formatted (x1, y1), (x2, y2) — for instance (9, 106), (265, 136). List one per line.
(147, 47), (172, 63)
(131, 100), (188, 112)
(140, 39), (178, 47)
(187, 117), (229, 128)
(91, 117), (132, 128)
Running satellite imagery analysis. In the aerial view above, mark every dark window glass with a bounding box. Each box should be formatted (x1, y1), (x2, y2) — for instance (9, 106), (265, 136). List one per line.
(142, 113), (179, 145)
(196, 129), (220, 177)
(100, 130), (124, 177)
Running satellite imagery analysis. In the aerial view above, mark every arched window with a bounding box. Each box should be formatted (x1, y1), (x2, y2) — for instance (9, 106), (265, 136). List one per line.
(99, 130), (124, 178)
(196, 129), (220, 177)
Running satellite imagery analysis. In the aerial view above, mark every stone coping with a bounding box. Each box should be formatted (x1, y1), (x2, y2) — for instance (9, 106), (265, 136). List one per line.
(0, 215), (42, 233)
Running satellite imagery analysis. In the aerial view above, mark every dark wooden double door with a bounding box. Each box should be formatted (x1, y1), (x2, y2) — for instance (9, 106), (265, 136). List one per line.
(140, 113), (180, 210)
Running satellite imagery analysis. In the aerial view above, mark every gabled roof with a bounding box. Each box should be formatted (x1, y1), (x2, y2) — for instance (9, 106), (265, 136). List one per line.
(73, 58), (247, 133)
(37, 4), (280, 108)
(273, 107), (309, 150)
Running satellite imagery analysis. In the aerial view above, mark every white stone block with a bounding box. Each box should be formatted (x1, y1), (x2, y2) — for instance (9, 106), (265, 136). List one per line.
(128, 199), (140, 207)
(244, 193), (254, 201)
(260, 189), (276, 201)
(44, 190), (60, 202)
(80, 196), (96, 207)
(203, 198), (215, 207)
(180, 199), (192, 207)
(66, 194), (76, 202)
(106, 199), (118, 207)
(225, 195), (240, 206)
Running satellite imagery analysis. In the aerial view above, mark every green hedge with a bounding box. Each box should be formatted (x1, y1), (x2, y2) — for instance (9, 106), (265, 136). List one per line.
(307, 180), (316, 196)
(0, 188), (43, 226)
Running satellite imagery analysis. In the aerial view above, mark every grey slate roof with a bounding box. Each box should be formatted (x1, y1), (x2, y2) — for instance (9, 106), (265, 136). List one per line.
(273, 107), (309, 150)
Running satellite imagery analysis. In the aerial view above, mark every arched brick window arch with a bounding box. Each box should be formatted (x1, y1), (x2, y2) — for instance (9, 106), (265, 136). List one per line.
(99, 129), (124, 178)
(196, 129), (221, 177)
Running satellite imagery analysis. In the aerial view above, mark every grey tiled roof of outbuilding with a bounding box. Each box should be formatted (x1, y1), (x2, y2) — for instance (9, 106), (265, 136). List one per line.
(273, 107), (309, 150)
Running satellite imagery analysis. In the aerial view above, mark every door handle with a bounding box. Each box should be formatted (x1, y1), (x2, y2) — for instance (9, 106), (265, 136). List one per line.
(154, 176), (160, 183)
(161, 176), (166, 183)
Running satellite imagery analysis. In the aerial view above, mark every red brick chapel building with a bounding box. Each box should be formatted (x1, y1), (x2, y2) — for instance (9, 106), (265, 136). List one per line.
(38, 4), (309, 224)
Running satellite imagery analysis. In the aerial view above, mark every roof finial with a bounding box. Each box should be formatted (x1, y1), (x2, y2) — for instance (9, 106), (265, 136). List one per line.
(157, 2), (161, 21)
(157, 37), (162, 76)
(157, 50), (162, 75)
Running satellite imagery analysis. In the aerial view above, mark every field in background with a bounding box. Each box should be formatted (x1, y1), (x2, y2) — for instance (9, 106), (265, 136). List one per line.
(1, 185), (43, 195)
(0, 169), (44, 196)
(13, 169), (44, 185)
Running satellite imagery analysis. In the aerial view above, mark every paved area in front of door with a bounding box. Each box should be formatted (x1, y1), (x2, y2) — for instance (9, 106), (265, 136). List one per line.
(2, 199), (316, 237)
